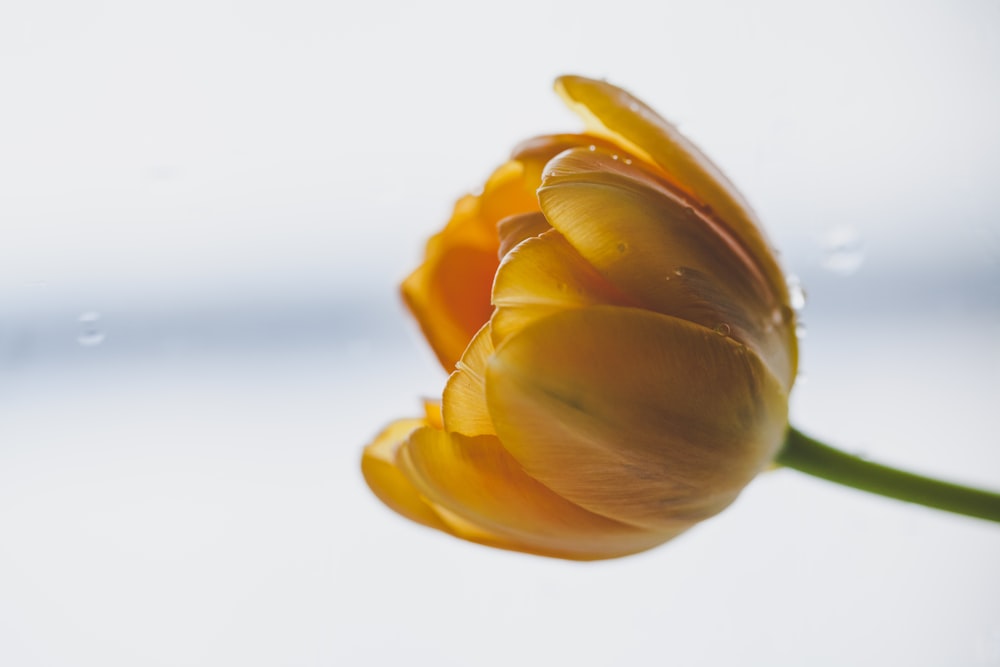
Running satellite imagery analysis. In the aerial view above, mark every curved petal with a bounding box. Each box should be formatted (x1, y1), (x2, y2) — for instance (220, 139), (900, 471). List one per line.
(442, 323), (496, 437)
(554, 75), (790, 309)
(508, 132), (623, 167)
(402, 135), (613, 370)
(490, 228), (633, 348)
(398, 426), (681, 560)
(402, 160), (528, 370)
(361, 418), (451, 531)
(485, 306), (789, 531)
(538, 146), (796, 388)
(403, 241), (498, 371)
(496, 211), (552, 260)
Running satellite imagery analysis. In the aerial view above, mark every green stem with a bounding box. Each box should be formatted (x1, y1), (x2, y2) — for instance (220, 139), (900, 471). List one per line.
(776, 427), (1000, 523)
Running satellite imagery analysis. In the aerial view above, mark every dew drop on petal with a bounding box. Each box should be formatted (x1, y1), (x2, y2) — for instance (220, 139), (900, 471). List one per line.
(822, 225), (865, 275)
(713, 323), (732, 337)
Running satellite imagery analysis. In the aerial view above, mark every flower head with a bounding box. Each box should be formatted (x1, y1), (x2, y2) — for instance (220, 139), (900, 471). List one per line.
(362, 75), (798, 560)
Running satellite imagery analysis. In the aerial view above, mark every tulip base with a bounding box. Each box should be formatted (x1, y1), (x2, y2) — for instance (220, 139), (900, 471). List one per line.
(777, 428), (1000, 523)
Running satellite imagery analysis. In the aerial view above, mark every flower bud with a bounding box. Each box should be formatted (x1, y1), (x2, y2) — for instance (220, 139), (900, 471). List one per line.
(362, 75), (798, 560)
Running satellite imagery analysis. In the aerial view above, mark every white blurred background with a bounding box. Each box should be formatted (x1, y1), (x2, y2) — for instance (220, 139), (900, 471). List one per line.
(2, 1), (999, 665)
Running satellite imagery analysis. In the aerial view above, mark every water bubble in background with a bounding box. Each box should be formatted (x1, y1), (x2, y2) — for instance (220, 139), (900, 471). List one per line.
(822, 225), (865, 275)
(786, 274), (807, 311)
(77, 311), (106, 347)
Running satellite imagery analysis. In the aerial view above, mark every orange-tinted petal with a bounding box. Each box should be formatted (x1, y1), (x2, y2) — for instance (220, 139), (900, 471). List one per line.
(403, 241), (497, 371)
(361, 418), (450, 531)
(490, 228), (633, 348)
(554, 75), (790, 310)
(398, 426), (681, 560)
(485, 306), (788, 531)
(539, 146), (796, 388)
(402, 160), (538, 370)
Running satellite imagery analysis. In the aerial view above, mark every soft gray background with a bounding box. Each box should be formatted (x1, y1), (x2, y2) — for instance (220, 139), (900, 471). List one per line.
(2, 1), (999, 665)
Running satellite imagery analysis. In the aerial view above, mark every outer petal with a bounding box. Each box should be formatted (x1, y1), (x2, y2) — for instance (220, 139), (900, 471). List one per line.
(486, 306), (789, 531)
(361, 418), (451, 532)
(539, 146), (796, 388)
(398, 426), (681, 560)
(554, 75), (790, 310)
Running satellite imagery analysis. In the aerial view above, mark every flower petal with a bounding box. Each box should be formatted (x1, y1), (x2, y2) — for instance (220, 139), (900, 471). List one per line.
(361, 418), (451, 532)
(442, 323), (496, 437)
(508, 132), (622, 166)
(496, 211), (552, 260)
(485, 305), (789, 531)
(539, 146), (796, 388)
(490, 228), (633, 348)
(402, 159), (540, 370)
(401, 134), (618, 371)
(554, 75), (790, 309)
(398, 426), (681, 560)
(403, 242), (497, 371)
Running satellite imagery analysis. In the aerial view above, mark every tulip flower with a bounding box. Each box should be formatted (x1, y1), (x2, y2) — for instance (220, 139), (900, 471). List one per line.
(362, 76), (1000, 561)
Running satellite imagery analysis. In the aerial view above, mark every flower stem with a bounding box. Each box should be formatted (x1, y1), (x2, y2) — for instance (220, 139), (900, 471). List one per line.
(776, 427), (1000, 523)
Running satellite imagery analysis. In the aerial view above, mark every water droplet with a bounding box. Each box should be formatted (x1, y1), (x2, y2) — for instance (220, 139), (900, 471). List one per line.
(611, 154), (619, 161)
(713, 323), (732, 337)
(623, 158), (632, 165)
(588, 145), (596, 152)
(77, 311), (105, 347)
(822, 226), (865, 275)
(795, 322), (807, 339)
(786, 275), (806, 311)
(673, 267), (686, 277)
(616, 242), (628, 253)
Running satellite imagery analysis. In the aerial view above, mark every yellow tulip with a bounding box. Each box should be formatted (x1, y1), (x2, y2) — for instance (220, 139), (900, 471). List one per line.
(362, 75), (799, 560)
